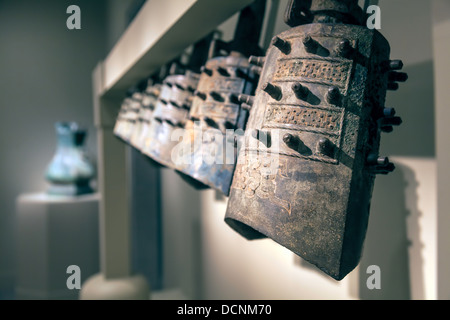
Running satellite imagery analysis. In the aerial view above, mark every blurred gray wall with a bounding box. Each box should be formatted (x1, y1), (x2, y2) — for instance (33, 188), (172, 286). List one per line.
(0, 0), (108, 294)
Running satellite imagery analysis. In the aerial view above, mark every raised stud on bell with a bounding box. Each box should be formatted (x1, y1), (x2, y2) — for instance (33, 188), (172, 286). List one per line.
(382, 60), (404, 72)
(217, 66), (230, 77)
(210, 91), (224, 102)
(381, 116), (403, 127)
(238, 94), (255, 106)
(303, 35), (318, 53)
(229, 93), (240, 104)
(249, 56), (265, 67)
(374, 162), (396, 175)
(389, 60), (404, 71)
(169, 100), (181, 108)
(367, 154), (389, 166)
(203, 117), (216, 127)
(272, 36), (291, 55)
(250, 66), (262, 76)
(388, 71), (408, 83)
(374, 107), (396, 119)
(387, 82), (399, 91)
(336, 39), (352, 58)
(283, 133), (299, 151)
(326, 87), (340, 104)
(195, 91), (207, 100)
(283, 133), (294, 144)
(262, 82), (282, 101)
(175, 83), (186, 91)
(251, 129), (271, 147)
(235, 68), (247, 78)
(200, 66), (213, 76)
(241, 103), (252, 111)
(223, 120), (234, 130)
(317, 138), (333, 157)
(292, 83), (309, 100)
(383, 108), (396, 117)
(251, 129), (260, 140)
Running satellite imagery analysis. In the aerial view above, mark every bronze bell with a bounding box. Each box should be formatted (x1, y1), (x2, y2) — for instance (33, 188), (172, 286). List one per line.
(173, 52), (259, 194)
(141, 34), (214, 168)
(113, 91), (133, 142)
(130, 79), (161, 151)
(114, 87), (144, 143)
(224, 0), (406, 280)
(141, 70), (199, 168)
(173, 0), (266, 195)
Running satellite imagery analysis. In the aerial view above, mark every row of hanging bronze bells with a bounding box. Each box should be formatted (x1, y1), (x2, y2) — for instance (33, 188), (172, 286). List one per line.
(114, 0), (407, 281)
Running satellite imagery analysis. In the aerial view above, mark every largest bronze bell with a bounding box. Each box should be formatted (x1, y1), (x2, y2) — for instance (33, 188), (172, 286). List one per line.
(225, 0), (407, 280)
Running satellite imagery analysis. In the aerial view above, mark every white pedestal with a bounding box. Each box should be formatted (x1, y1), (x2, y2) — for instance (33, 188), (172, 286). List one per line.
(15, 192), (100, 300)
(80, 273), (149, 300)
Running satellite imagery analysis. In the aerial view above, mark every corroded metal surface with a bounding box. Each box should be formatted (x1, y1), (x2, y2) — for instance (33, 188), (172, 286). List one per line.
(173, 0), (265, 195)
(284, 0), (365, 26)
(130, 83), (161, 150)
(142, 72), (199, 169)
(173, 54), (258, 195)
(114, 90), (144, 143)
(113, 97), (130, 141)
(225, 0), (406, 280)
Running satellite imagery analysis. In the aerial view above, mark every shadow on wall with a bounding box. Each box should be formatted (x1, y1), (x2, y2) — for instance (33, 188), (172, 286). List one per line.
(358, 164), (417, 300)
(130, 147), (163, 291)
(161, 169), (204, 299)
(356, 58), (434, 299)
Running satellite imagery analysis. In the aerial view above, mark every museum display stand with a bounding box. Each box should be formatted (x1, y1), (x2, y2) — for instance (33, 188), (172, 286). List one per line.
(16, 193), (99, 300)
